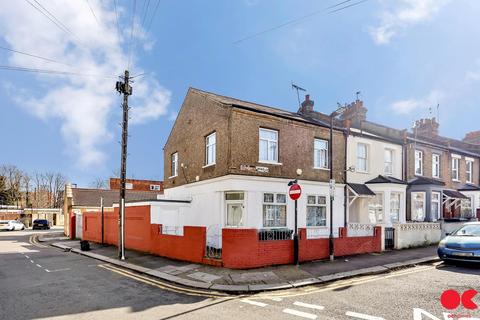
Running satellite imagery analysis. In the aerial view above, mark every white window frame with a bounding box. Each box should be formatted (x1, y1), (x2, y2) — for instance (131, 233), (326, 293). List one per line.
(225, 192), (245, 227)
(170, 152), (178, 178)
(262, 192), (287, 228)
(306, 195), (328, 227)
(432, 154), (440, 179)
(390, 192), (401, 223)
(368, 192), (384, 224)
(451, 156), (460, 181)
(314, 139), (329, 169)
(431, 192), (441, 221)
(150, 184), (161, 191)
(411, 192), (426, 222)
(357, 143), (368, 173)
(384, 148), (394, 176)
(259, 128), (279, 164)
(461, 196), (474, 218)
(205, 132), (216, 167)
(466, 159), (473, 183)
(414, 150), (423, 176)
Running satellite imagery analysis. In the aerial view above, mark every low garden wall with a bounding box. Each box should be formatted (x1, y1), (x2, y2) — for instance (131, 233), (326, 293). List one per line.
(393, 223), (441, 249)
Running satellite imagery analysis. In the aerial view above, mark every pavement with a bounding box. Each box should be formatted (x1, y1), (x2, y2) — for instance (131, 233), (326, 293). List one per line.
(2, 229), (479, 320)
(46, 236), (440, 293)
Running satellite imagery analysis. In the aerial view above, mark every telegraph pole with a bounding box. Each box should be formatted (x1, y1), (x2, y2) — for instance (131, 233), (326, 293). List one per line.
(116, 70), (132, 260)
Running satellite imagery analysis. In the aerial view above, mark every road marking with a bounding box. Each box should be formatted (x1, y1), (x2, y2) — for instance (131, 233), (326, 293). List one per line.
(30, 260), (34, 263)
(240, 299), (267, 307)
(45, 268), (70, 273)
(346, 311), (385, 320)
(25, 255), (29, 259)
(268, 297), (283, 301)
(254, 264), (436, 299)
(36, 264), (42, 268)
(293, 301), (325, 310)
(98, 264), (229, 298)
(283, 308), (317, 319)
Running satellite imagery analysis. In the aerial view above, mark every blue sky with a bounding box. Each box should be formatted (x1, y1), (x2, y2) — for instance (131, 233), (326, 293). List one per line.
(1, 0), (480, 187)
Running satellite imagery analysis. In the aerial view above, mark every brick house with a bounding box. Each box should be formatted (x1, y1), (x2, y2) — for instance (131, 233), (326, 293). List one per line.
(163, 88), (347, 246)
(405, 118), (480, 222)
(109, 178), (163, 192)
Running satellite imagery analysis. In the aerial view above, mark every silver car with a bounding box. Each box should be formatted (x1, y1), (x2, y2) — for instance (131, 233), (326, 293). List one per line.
(0, 220), (26, 231)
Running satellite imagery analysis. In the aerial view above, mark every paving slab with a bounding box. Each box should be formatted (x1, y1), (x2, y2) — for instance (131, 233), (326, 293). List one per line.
(248, 282), (293, 292)
(187, 271), (222, 283)
(319, 266), (389, 282)
(230, 271), (280, 284)
(210, 284), (249, 292)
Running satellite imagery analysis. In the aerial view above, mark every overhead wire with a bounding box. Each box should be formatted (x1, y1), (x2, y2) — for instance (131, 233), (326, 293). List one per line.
(127, 0), (137, 70)
(0, 46), (70, 66)
(85, 0), (100, 25)
(113, 0), (122, 42)
(0, 65), (116, 79)
(233, 0), (369, 44)
(145, 0), (161, 34)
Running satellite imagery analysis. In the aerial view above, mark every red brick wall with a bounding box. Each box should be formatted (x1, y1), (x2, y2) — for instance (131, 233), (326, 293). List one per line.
(82, 206), (205, 264)
(222, 228), (293, 269)
(334, 226), (382, 256)
(298, 228), (329, 262)
(109, 178), (163, 192)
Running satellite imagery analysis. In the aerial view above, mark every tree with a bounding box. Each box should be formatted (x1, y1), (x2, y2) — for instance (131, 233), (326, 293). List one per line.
(89, 177), (108, 189)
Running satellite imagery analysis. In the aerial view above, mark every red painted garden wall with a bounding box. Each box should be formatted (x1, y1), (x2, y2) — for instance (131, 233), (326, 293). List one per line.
(82, 206), (206, 264)
(334, 226), (382, 256)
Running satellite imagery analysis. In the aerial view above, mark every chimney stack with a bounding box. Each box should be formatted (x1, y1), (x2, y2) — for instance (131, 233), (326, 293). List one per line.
(339, 99), (367, 125)
(463, 130), (480, 145)
(298, 94), (314, 114)
(412, 118), (439, 138)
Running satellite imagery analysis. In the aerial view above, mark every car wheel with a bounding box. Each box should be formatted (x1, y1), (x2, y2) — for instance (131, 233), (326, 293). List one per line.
(21, 226), (25, 230)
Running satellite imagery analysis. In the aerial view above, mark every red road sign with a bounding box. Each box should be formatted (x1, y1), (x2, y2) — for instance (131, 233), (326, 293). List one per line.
(289, 183), (302, 201)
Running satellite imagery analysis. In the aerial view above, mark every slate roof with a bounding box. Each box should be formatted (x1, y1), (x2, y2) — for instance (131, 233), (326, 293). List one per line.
(71, 188), (162, 207)
(366, 175), (407, 184)
(443, 190), (468, 199)
(457, 184), (480, 191)
(190, 88), (338, 129)
(407, 176), (445, 186)
(347, 183), (376, 196)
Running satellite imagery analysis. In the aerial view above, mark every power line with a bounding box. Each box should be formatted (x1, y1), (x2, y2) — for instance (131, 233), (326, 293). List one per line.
(0, 46), (70, 66)
(145, 0), (161, 34)
(140, 0), (151, 30)
(85, 0), (100, 25)
(128, 0), (137, 70)
(24, 0), (71, 36)
(0, 65), (116, 79)
(113, 0), (122, 41)
(233, 0), (369, 44)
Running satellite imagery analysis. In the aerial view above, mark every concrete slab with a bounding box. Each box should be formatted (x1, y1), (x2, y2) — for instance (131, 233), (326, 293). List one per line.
(210, 284), (249, 292)
(230, 271), (280, 283)
(319, 266), (389, 282)
(187, 271), (222, 283)
(289, 278), (324, 287)
(248, 283), (293, 292)
(156, 264), (199, 275)
(174, 278), (212, 290)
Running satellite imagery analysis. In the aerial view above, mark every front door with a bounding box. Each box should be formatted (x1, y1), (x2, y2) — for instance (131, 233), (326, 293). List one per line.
(225, 192), (245, 227)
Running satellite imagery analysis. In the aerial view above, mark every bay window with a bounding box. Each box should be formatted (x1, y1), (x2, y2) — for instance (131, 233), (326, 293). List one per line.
(390, 192), (400, 223)
(411, 192), (426, 221)
(431, 192), (441, 221)
(368, 193), (383, 223)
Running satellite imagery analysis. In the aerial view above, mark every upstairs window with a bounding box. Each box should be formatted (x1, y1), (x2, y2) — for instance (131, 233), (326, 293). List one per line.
(259, 128), (278, 163)
(452, 156), (460, 181)
(384, 149), (394, 175)
(205, 132), (216, 166)
(314, 139), (328, 169)
(415, 150), (423, 176)
(171, 152), (178, 177)
(150, 185), (161, 191)
(432, 154), (440, 179)
(466, 159), (473, 183)
(357, 143), (368, 172)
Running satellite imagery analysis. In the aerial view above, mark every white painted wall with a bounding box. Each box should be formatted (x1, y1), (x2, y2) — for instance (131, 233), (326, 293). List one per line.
(163, 175), (345, 234)
(347, 134), (403, 183)
(393, 223), (441, 249)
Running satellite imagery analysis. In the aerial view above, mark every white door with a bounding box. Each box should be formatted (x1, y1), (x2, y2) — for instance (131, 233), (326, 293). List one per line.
(75, 214), (83, 239)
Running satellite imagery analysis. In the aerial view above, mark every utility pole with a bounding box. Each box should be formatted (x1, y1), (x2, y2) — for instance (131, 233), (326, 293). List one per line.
(115, 70), (132, 260)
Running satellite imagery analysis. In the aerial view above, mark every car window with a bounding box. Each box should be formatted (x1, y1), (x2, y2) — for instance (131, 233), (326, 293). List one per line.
(453, 225), (480, 236)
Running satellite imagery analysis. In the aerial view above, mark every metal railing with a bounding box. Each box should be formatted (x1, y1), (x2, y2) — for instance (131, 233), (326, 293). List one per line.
(205, 225), (222, 259)
(258, 228), (293, 241)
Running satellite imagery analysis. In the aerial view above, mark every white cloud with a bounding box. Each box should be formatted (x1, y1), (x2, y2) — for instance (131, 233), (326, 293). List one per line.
(390, 90), (443, 115)
(0, 0), (170, 168)
(370, 0), (450, 45)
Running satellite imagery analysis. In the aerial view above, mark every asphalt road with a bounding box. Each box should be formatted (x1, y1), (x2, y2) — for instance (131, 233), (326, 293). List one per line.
(1, 230), (479, 320)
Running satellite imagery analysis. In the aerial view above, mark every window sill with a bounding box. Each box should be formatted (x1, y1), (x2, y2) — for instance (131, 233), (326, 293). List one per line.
(452, 179), (460, 182)
(168, 175), (178, 179)
(202, 163), (215, 168)
(305, 226), (328, 229)
(258, 161), (282, 166)
(356, 170), (369, 174)
(314, 167), (330, 171)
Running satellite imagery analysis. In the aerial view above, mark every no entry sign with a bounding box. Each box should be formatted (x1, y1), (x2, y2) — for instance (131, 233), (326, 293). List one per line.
(289, 183), (302, 201)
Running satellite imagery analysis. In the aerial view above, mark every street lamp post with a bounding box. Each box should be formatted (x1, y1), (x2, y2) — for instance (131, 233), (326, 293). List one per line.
(328, 105), (346, 261)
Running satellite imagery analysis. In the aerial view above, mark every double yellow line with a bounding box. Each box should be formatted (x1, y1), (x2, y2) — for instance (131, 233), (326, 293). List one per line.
(29, 234), (47, 248)
(98, 264), (234, 299)
(255, 263), (438, 299)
